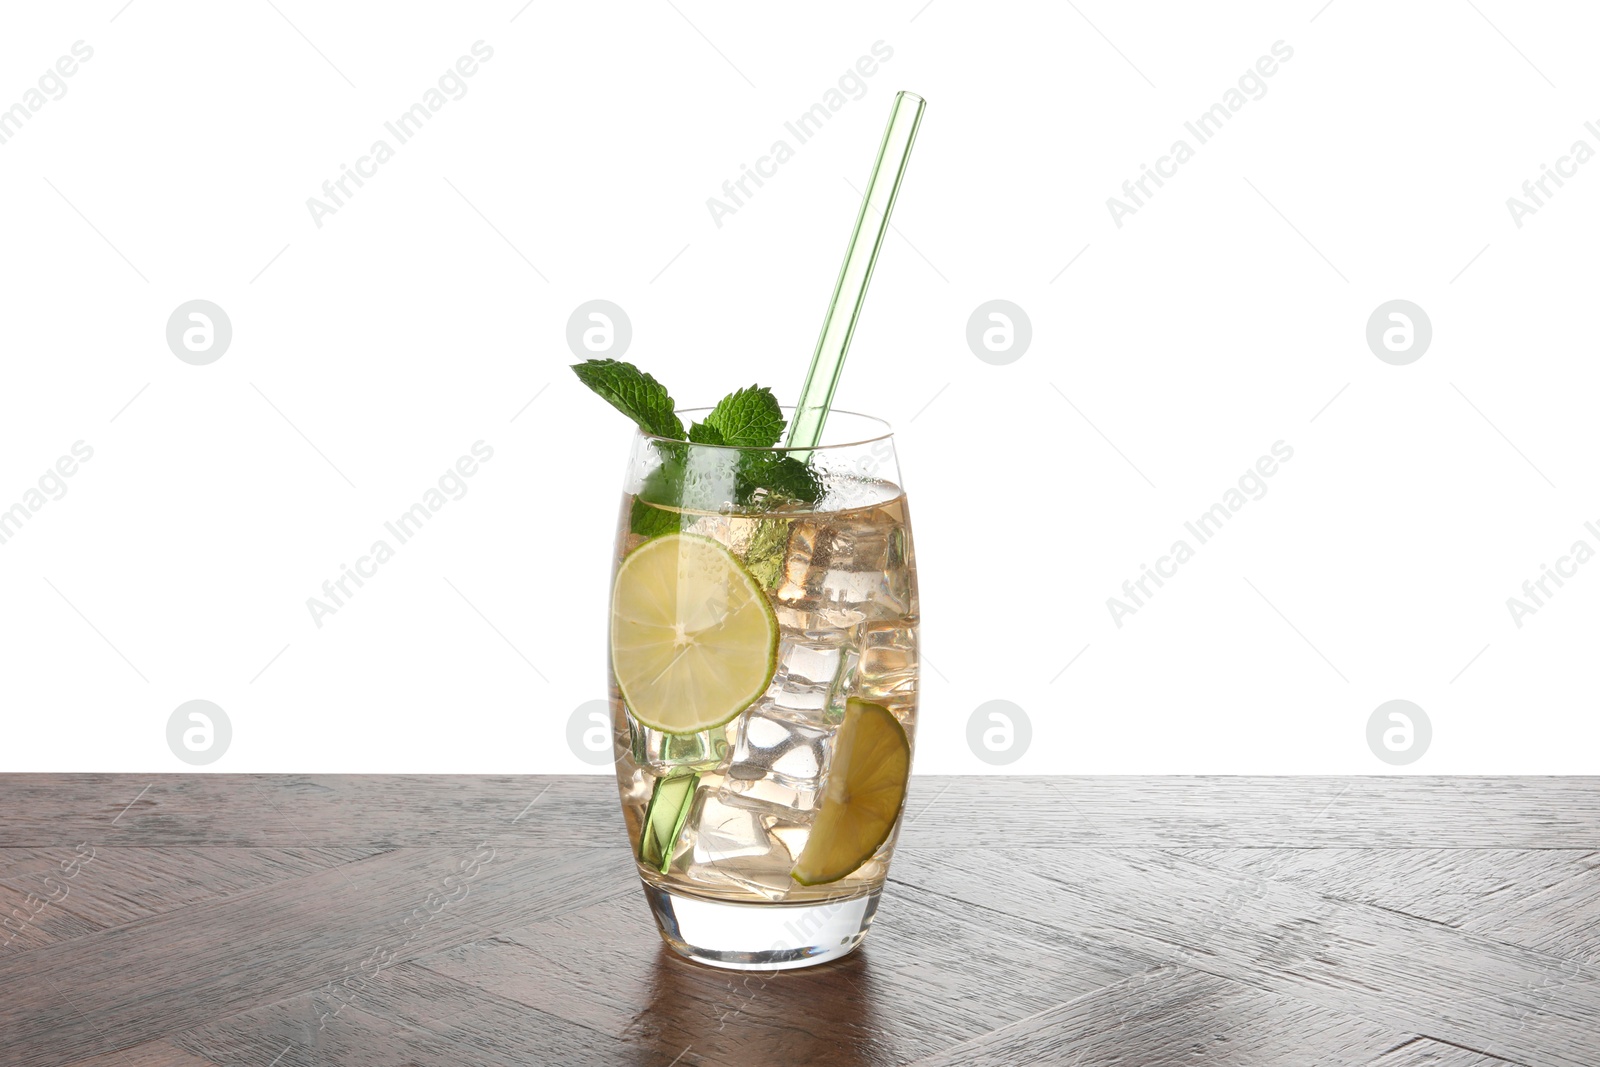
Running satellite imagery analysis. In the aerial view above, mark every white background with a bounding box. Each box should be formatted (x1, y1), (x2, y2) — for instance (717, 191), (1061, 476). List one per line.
(2, 1), (1596, 773)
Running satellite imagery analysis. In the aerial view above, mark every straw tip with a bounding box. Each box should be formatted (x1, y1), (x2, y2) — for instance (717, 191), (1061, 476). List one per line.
(896, 90), (926, 104)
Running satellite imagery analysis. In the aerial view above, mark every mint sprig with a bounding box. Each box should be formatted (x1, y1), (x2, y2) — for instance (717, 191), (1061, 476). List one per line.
(571, 359), (684, 440)
(689, 386), (786, 448)
(570, 359), (822, 535)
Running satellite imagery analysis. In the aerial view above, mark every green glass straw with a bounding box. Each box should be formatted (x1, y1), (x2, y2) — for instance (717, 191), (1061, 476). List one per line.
(785, 90), (926, 450)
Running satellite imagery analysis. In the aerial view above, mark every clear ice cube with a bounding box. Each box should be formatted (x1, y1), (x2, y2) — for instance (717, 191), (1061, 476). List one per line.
(776, 514), (905, 629)
(761, 632), (852, 723)
(856, 620), (917, 705)
(683, 787), (811, 899)
(776, 520), (824, 605)
(628, 715), (731, 774)
(721, 707), (834, 811)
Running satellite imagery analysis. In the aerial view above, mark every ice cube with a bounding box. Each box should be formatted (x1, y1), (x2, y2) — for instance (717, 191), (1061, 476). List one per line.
(819, 516), (891, 597)
(776, 513), (906, 628)
(682, 788), (811, 900)
(856, 620), (917, 706)
(628, 714), (732, 774)
(721, 707), (834, 810)
(760, 633), (850, 723)
(691, 789), (771, 863)
(776, 520), (825, 605)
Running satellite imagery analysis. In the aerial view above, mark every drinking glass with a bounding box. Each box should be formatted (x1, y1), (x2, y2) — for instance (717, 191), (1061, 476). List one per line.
(608, 409), (918, 969)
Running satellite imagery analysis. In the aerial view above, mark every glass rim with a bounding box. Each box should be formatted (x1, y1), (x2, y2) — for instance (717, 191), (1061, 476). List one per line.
(638, 407), (894, 453)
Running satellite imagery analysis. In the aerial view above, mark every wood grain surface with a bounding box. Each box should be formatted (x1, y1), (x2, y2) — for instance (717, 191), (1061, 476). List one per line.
(0, 775), (1595, 1067)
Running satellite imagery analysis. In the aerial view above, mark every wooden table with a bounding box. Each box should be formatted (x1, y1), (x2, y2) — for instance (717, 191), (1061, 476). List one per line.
(1, 775), (1597, 1066)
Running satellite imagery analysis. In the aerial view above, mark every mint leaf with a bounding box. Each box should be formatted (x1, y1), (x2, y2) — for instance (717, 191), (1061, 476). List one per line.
(743, 518), (789, 591)
(698, 386), (785, 448)
(687, 421), (725, 445)
(605, 378), (818, 531)
(572, 359), (684, 439)
(630, 444), (820, 530)
(630, 496), (683, 538)
(630, 444), (687, 537)
(629, 442), (739, 535)
(736, 453), (820, 506)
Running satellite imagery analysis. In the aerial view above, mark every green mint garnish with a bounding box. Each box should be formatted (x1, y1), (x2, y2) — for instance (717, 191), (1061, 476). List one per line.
(736, 453), (820, 506)
(630, 447), (689, 537)
(571, 359), (684, 440)
(687, 422), (725, 445)
(572, 360), (822, 533)
(743, 518), (789, 591)
(630, 496), (684, 538)
(689, 385), (786, 448)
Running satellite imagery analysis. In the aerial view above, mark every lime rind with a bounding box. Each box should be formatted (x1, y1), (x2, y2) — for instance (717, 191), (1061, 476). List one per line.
(791, 699), (912, 887)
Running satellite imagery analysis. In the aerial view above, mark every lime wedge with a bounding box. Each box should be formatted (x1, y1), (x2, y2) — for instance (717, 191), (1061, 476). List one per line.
(792, 699), (911, 886)
(640, 773), (698, 872)
(611, 534), (778, 735)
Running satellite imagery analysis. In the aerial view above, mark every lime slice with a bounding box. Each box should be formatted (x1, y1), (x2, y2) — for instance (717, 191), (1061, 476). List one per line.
(639, 772), (698, 872)
(792, 699), (911, 886)
(611, 534), (778, 735)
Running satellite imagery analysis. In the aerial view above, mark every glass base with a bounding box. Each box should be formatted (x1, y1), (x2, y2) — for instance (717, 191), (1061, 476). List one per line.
(643, 882), (881, 971)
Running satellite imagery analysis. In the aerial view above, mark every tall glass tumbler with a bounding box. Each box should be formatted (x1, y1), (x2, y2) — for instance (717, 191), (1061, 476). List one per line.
(608, 410), (918, 969)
